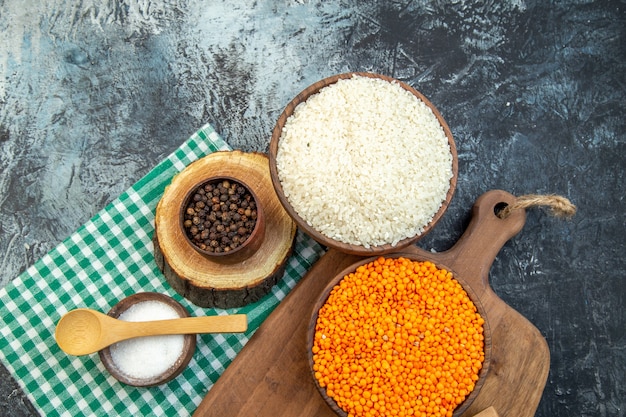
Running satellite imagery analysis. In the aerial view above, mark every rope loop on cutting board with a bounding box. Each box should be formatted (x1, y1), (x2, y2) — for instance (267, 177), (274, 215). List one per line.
(498, 194), (577, 219)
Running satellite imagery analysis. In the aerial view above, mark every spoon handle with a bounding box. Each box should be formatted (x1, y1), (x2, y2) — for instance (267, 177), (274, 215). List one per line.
(116, 314), (248, 340)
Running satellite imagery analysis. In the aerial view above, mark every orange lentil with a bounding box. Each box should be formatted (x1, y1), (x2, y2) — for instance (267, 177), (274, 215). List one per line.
(312, 257), (485, 417)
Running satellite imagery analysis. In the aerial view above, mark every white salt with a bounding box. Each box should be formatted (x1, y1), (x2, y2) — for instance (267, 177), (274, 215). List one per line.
(109, 300), (186, 380)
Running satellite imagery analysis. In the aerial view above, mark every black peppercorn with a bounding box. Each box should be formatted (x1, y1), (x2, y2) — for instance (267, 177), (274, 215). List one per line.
(183, 178), (258, 253)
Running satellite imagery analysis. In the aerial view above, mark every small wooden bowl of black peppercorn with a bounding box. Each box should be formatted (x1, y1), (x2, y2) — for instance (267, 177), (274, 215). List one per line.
(180, 176), (265, 264)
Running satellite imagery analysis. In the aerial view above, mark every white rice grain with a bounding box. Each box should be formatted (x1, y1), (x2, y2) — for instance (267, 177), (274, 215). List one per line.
(276, 75), (453, 248)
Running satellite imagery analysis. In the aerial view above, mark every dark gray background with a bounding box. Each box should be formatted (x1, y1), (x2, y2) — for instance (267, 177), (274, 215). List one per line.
(1, 1), (624, 416)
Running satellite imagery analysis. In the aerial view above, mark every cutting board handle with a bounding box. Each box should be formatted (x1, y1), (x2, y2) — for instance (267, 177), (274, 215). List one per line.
(433, 190), (526, 294)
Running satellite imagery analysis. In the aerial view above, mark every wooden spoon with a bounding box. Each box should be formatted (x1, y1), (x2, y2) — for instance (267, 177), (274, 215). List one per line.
(55, 308), (248, 356)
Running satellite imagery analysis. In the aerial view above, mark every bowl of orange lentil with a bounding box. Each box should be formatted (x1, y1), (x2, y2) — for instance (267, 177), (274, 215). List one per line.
(308, 255), (491, 417)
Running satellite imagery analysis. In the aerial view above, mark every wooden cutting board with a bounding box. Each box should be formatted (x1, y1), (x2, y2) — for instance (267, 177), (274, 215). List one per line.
(193, 190), (550, 417)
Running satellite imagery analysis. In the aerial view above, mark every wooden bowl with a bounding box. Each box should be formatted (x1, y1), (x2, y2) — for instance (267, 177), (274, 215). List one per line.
(99, 292), (196, 387)
(269, 72), (458, 256)
(306, 254), (491, 417)
(179, 176), (266, 264)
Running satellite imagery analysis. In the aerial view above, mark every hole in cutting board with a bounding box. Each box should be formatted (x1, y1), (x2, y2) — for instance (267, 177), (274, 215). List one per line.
(494, 202), (508, 217)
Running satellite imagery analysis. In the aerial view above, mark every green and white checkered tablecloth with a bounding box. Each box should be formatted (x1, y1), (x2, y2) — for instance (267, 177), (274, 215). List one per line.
(0, 124), (326, 417)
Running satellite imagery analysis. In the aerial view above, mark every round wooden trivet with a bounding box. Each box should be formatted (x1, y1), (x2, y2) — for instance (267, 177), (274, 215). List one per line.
(154, 151), (297, 309)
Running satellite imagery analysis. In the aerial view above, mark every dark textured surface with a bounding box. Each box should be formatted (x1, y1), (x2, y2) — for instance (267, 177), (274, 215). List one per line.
(0, 1), (624, 416)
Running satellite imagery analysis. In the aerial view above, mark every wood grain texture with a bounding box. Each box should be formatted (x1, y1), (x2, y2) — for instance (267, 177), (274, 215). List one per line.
(471, 407), (499, 417)
(154, 151), (297, 308)
(193, 190), (550, 417)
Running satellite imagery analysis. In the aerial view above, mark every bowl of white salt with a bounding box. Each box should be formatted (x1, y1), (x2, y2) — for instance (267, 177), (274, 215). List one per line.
(98, 292), (196, 387)
(269, 72), (458, 256)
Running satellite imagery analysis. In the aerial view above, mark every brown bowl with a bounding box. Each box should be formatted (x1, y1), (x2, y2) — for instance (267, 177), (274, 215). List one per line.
(307, 254), (491, 417)
(99, 292), (196, 387)
(269, 72), (458, 256)
(179, 176), (266, 264)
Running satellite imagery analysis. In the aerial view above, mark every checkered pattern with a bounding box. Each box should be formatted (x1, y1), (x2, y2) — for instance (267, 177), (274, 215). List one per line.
(0, 124), (326, 417)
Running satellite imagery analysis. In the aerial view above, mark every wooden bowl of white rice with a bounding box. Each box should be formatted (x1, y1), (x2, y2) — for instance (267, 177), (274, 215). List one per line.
(269, 72), (458, 255)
